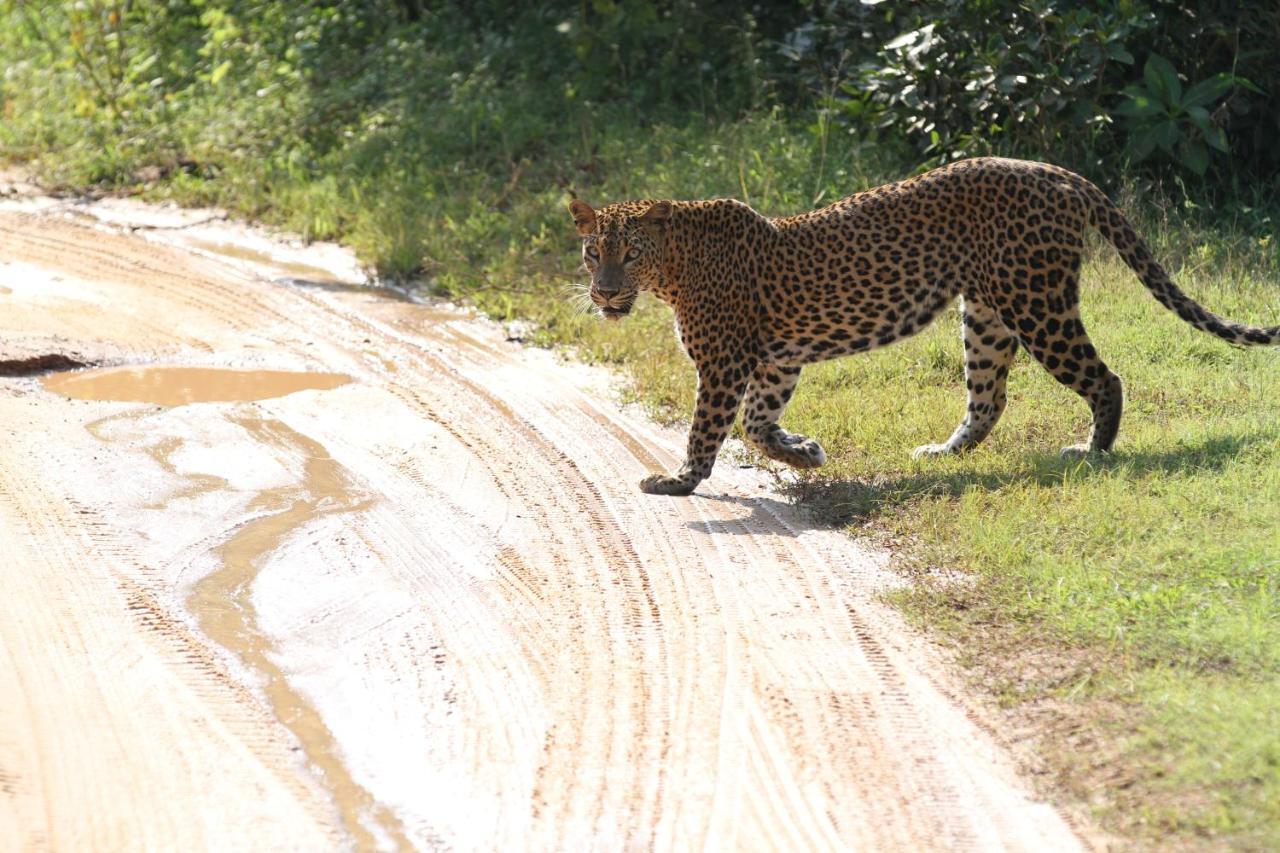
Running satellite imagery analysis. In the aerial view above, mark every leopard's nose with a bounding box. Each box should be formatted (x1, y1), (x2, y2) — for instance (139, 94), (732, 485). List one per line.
(597, 265), (624, 295)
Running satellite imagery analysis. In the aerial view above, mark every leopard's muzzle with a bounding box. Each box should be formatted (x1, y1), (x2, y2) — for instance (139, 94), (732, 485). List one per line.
(598, 295), (636, 320)
(592, 265), (636, 320)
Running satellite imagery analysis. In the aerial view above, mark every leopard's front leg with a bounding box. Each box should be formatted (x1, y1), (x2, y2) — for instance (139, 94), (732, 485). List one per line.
(742, 363), (826, 469)
(640, 358), (753, 496)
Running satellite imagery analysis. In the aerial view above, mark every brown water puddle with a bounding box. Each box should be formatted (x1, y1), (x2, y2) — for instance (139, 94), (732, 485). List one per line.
(187, 238), (343, 282)
(44, 366), (350, 407)
(81, 391), (405, 848)
(186, 415), (407, 850)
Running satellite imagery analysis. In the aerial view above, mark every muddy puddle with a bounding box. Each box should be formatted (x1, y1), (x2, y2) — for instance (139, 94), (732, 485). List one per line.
(43, 366), (350, 406)
(187, 238), (344, 282)
(82, 398), (400, 847)
(187, 416), (406, 849)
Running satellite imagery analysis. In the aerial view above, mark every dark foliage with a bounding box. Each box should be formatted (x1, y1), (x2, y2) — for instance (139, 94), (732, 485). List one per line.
(779, 0), (1279, 185)
(2, 1), (1276, 204)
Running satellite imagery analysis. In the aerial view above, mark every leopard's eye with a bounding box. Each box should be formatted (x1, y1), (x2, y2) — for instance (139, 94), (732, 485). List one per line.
(623, 247), (640, 263)
(584, 244), (599, 260)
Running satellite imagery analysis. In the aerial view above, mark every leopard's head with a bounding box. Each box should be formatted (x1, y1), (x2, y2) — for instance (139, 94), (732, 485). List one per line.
(568, 198), (671, 321)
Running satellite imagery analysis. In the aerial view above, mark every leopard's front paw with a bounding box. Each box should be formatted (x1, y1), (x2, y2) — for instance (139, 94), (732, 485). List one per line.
(912, 442), (955, 460)
(759, 432), (827, 469)
(1059, 443), (1106, 459)
(639, 472), (698, 496)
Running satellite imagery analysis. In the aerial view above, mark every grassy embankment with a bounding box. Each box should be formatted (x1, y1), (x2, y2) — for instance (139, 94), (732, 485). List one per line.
(5, 23), (1278, 846)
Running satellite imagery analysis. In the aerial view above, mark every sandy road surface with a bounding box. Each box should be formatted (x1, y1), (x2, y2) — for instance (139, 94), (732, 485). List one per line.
(0, 195), (1086, 851)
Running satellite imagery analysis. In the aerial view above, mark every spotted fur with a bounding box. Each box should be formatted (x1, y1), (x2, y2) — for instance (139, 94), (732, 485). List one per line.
(569, 157), (1278, 496)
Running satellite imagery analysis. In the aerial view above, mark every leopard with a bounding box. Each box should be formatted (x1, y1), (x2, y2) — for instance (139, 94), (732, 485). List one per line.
(568, 157), (1278, 496)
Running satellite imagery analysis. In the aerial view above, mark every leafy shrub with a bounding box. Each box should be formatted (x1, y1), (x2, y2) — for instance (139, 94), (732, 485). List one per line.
(887, 3), (1142, 166)
(1115, 54), (1241, 176)
(779, 0), (1278, 186)
(1138, 0), (1280, 182)
(1, 0), (1275, 285)
(0, 0), (315, 184)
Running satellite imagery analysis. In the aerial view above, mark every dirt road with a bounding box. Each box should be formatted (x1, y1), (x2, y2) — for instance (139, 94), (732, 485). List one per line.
(0, 193), (1086, 850)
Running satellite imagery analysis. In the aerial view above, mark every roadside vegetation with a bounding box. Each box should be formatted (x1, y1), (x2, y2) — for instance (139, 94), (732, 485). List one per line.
(3, 1), (1277, 844)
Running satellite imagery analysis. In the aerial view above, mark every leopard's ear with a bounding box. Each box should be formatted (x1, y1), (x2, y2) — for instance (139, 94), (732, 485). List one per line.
(568, 199), (596, 236)
(639, 200), (672, 225)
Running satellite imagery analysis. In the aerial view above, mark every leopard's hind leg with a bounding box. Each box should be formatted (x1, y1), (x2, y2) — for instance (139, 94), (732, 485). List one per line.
(1001, 269), (1124, 456)
(914, 297), (1019, 458)
(742, 363), (826, 469)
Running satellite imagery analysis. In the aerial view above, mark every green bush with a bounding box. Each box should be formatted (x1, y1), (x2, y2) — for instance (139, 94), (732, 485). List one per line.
(784, 1), (1153, 169)
(1, 0), (1276, 282)
(779, 0), (1279, 186)
(1140, 0), (1280, 181)
(1114, 53), (1239, 176)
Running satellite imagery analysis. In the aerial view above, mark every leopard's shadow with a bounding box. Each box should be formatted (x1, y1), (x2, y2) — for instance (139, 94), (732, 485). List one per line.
(686, 431), (1271, 534)
(685, 492), (811, 538)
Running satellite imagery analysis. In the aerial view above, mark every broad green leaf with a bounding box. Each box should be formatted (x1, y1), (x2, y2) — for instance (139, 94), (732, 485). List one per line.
(1205, 126), (1228, 153)
(1154, 118), (1179, 153)
(1179, 140), (1208, 175)
(132, 53), (158, 76)
(1182, 73), (1233, 109)
(1129, 127), (1159, 161)
(1187, 105), (1213, 136)
(1114, 94), (1161, 118)
(1143, 53), (1181, 105)
(1108, 43), (1134, 64)
(1234, 76), (1265, 95)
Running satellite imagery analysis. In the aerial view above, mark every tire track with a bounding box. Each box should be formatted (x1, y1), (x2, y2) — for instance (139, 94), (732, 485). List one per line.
(290, 279), (1083, 850)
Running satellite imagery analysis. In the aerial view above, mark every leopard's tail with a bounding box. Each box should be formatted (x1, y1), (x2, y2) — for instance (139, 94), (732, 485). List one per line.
(1078, 177), (1279, 346)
